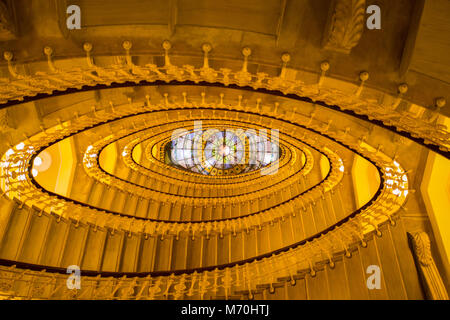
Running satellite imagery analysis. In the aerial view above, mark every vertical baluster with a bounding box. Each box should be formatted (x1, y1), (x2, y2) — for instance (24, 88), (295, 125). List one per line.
(318, 61), (330, 87)
(355, 71), (369, 97)
(43, 46), (57, 73)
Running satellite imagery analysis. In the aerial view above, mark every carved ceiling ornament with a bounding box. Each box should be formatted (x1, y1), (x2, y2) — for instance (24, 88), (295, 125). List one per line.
(411, 231), (433, 266)
(408, 232), (449, 300)
(323, 0), (366, 54)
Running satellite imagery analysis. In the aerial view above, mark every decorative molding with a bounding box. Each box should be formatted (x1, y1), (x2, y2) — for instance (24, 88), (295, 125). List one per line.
(408, 232), (449, 300)
(411, 232), (433, 266)
(0, 42), (448, 153)
(323, 0), (366, 54)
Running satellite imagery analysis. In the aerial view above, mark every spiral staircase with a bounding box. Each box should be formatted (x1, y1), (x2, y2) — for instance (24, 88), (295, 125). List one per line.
(0, 0), (449, 300)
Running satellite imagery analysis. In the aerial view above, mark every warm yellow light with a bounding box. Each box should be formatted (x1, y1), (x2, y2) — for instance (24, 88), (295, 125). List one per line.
(32, 169), (38, 177)
(16, 142), (25, 150)
(5, 149), (14, 157)
(33, 156), (42, 167)
(33, 151), (52, 172)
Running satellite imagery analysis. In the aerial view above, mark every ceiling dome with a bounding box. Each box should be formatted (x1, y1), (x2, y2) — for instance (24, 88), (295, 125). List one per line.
(166, 127), (280, 176)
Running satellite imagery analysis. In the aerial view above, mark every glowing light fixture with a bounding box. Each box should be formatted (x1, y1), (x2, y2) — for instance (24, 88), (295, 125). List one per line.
(32, 151), (52, 172)
(33, 156), (42, 167)
(16, 142), (25, 150)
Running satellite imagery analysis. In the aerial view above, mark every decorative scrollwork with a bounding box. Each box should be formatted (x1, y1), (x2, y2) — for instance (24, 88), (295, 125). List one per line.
(323, 0), (366, 54)
(410, 232), (433, 266)
(408, 232), (449, 300)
